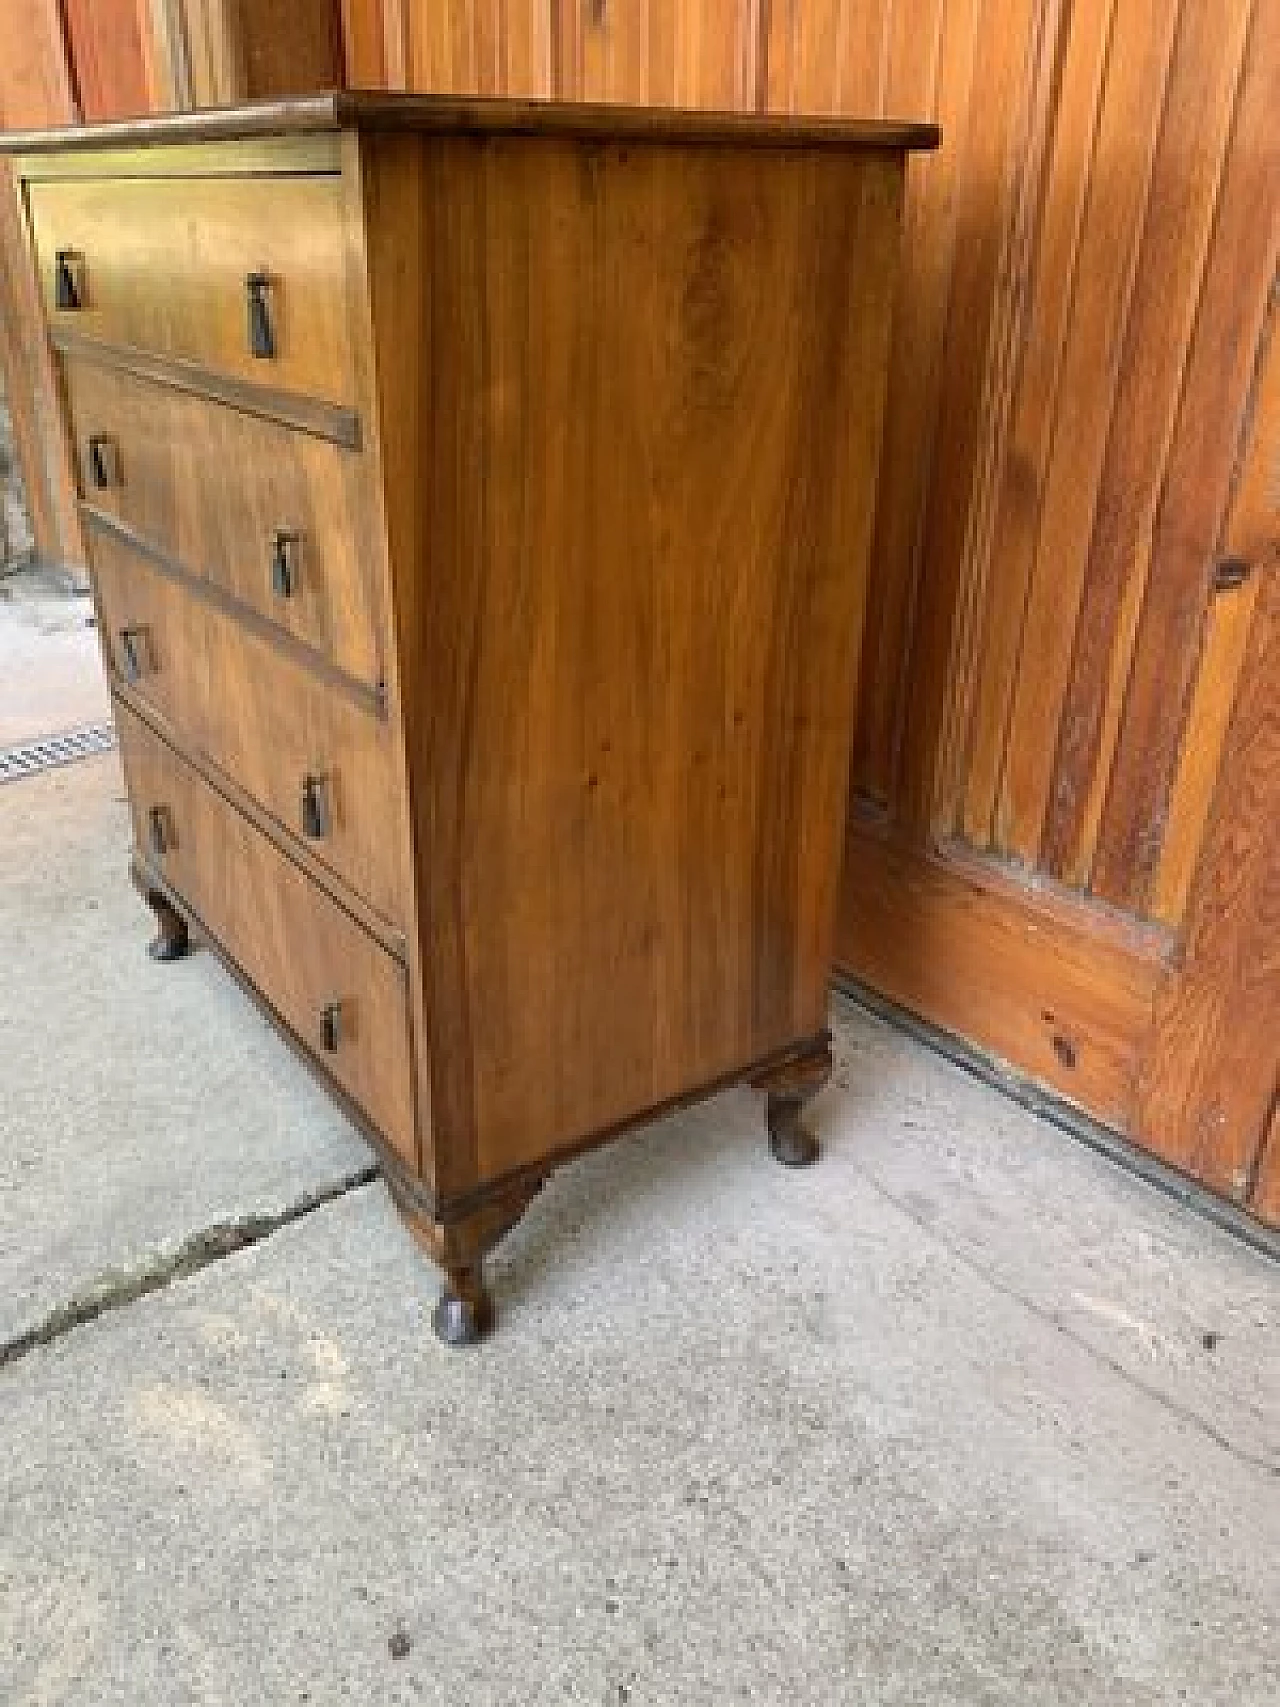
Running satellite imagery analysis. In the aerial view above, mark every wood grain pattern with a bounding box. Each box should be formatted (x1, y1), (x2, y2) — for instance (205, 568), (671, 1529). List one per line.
(561, 0), (760, 108)
(61, 0), (153, 121)
(92, 524), (404, 927)
(994, 0), (1180, 860)
(117, 696), (417, 1166)
(1137, 570), (1280, 1203)
(28, 172), (355, 404)
(406, 0), (554, 98)
(149, 0), (343, 108)
(88, 520), (209, 736)
(1037, 0), (1253, 886)
(959, 0), (1113, 844)
(1090, 1), (1279, 907)
(836, 813), (1170, 1133)
(360, 129), (906, 1191)
(1153, 294), (1280, 926)
(61, 356), (384, 688)
(0, 0), (77, 129)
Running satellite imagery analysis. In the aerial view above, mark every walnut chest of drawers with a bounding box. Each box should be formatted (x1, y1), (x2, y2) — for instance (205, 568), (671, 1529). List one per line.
(6, 95), (937, 1342)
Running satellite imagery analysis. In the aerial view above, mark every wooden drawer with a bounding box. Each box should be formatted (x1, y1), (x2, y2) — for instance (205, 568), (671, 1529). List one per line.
(28, 173), (355, 402)
(91, 526), (207, 739)
(64, 358), (383, 691)
(117, 699), (416, 1168)
(92, 528), (404, 928)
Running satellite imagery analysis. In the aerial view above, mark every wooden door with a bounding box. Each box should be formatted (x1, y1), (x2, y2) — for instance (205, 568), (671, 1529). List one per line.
(765, 0), (1279, 1224)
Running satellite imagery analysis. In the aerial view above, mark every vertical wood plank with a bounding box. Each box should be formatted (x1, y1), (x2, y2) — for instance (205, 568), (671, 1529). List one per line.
(61, 0), (153, 119)
(1137, 570), (1280, 1201)
(340, 0), (392, 86)
(0, 0), (78, 127)
(1152, 293), (1279, 926)
(959, 0), (1114, 843)
(1040, 0), (1257, 887)
(405, 3), (552, 97)
(850, 0), (948, 804)
(561, 0), (758, 108)
(994, 0), (1180, 860)
(892, 0), (1041, 833)
(1091, 0), (1279, 908)
(849, 0), (985, 806)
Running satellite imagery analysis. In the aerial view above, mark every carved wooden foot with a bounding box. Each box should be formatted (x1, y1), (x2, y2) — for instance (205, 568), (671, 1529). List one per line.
(432, 1261), (493, 1347)
(387, 1171), (544, 1347)
(752, 1038), (833, 1167)
(145, 889), (189, 962)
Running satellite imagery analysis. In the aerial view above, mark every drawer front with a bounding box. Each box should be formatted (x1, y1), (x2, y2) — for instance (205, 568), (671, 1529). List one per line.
(29, 174), (354, 402)
(91, 527), (207, 739)
(117, 699), (416, 1168)
(92, 528), (404, 928)
(65, 358), (383, 690)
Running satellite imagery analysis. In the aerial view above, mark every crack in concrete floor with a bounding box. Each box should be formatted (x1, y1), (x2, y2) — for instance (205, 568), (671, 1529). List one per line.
(0, 1165), (379, 1374)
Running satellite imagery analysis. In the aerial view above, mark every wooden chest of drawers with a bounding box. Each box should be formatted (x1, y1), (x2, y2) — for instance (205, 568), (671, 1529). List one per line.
(6, 96), (936, 1343)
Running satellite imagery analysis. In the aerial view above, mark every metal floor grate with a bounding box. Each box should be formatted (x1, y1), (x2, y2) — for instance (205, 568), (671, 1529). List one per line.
(0, 723), (117, 785)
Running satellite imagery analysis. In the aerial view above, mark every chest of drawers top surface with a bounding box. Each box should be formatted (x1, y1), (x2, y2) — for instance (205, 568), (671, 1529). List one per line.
(5, 95), (935, 1342)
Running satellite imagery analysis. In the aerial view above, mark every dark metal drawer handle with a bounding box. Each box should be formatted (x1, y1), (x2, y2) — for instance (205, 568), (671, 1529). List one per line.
(87, 434), (119, 490)
(55, 248), (84, 310)
(320, 1000), (343, 1053)
(118, 625), (150, 683)
(246, 271), (276, 359)
(301, 773), (330, 840)
(147, 804), (172, 859)
(271, 529), (302, 599)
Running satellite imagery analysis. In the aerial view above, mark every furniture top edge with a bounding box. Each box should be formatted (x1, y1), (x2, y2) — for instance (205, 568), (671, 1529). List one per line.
(0, 91), (941, 157)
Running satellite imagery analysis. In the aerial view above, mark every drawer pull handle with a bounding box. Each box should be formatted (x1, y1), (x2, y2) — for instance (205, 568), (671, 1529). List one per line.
(87, 435), (119, 491)
(55, 248), (84, 310)
(320, 1001), (343, 1054)
(118, 625), (150, 683)
(147, 805), (172, 860)
(271, 530), (301, 599)
(246, 271), (276, 360)
(301, 773), (330, 840)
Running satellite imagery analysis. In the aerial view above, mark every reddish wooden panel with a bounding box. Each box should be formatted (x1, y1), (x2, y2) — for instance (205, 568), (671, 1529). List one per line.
(0, 0), (77, 127)
(62, 0), (152, 120)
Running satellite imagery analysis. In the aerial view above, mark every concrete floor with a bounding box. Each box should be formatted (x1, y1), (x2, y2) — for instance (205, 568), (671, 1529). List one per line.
(1, 574), (1277, 1705)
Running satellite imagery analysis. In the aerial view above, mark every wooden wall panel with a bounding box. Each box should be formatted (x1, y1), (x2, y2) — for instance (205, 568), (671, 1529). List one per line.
(405, 1), (554, 98)
(560, 0), (761, 108)
(61, 0), (153, 119)
(1138, 570), (1280, 1203)
(775, 0), (1279, 1222)
(0, 0), (82, 569)
(151, 0), (343, 107)
(0, 0), (77, 129)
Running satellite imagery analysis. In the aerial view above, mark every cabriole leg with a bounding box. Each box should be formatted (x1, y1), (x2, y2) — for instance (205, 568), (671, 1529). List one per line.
(752, 1039), (833, 1167)
(431, 1261), (494, 1347)
(145, 889), (189, 962)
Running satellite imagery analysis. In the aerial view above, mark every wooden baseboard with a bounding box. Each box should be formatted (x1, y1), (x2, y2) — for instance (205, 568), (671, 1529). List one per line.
(835, 816), (1173, 1134)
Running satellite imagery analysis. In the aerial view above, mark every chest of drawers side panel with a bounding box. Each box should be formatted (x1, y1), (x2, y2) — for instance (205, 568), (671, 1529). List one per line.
(338, 128), (436, 1189)
(356, 129), (908, 1199)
